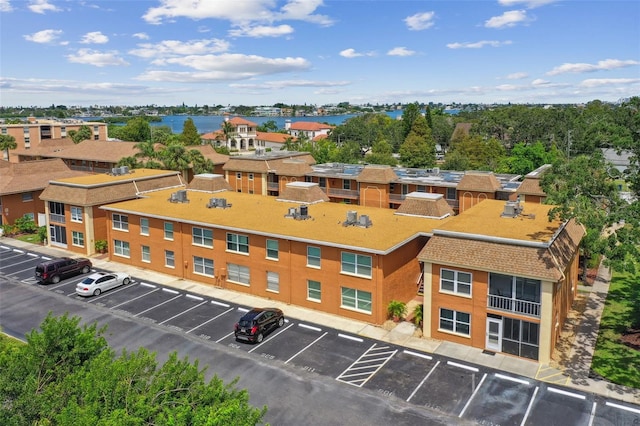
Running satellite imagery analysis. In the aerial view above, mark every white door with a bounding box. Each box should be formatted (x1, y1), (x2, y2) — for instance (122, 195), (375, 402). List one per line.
(486, 318), (502, 352)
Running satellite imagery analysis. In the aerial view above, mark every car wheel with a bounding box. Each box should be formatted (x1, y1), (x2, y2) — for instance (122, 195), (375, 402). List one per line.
(93, 288), (101, 296)
(256, 333), (264, 343)
(52, 275), (60, 284)
(82, 266), (90, 274)
(277, 317), (284, 327)
(123, 277), (131, 285)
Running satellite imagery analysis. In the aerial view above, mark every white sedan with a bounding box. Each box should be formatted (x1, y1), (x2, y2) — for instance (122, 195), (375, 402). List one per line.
(76, 272), (131, 296)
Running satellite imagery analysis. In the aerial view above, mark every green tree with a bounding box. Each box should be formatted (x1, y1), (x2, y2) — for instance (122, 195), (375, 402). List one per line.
(401, 102), (422, 140)
(68, 125), (92, 143)
(181, 117), (201, 145)
(159, 142), (192, 177)
(0, 134), (17, 161)
(504, 141), (562, 175)
(399, 115), (436, 168)
(365, 139), (398, 165)
(257, 120), (279, 132)
(189, 149), (214, 174)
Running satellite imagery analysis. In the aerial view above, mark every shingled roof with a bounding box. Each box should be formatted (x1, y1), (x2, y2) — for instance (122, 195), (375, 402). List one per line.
(457, 171), (502, 192)
(0, 159), (88, 195)
(356, 165), (398, 183)
(223, 152), (315, 173)
(188, 174), (233, 192)
(276, 182), (330, 204)
(396, 193), (454, 218)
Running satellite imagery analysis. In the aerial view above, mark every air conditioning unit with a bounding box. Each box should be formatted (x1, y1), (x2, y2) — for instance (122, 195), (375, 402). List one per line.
(346, 210), (358, 224)
(358, 214), (372, 228)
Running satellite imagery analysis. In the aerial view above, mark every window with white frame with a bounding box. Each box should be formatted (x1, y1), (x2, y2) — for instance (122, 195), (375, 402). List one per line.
(439, 308), (470, 336)
(341, 252), (372, 278)
(236, 172), (241, 179)
(266, 271), (279, 293)
(226, 233), (249, 253)
(140, 218), (149, 235)
(165, 250), (175, 268)
(307, 280), (321, 302)
(164, 222), (173, 240)
(343, 180), (351, 190)
(248, 173), (254, 180)
(192, 227), (213, 247)
(193, 256), (214, 277)
(72, 231), (84, 247)
(114, 240), (130, 257)
(22, 192), (33, 202)
(341, 287), (372, 313)
(23, 212), (34, 221)
(266, 239), (279, 260)
(141, 245), (150, 263)
(440, 268), (472, 296)
(70, 206), (83, 223)
(113, 213), (129, 231)
(227, 263), (250, 285)
(307, 246), (321, 268)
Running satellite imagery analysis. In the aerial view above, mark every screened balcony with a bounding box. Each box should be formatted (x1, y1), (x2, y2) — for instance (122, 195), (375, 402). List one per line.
(488, 273), (541, 318)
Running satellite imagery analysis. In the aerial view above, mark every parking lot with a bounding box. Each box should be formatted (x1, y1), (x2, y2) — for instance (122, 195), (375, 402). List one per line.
(2, 243), (640, 425)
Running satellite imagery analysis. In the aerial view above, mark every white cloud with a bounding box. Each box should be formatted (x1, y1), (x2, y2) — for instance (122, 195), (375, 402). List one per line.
(277, 0), (334, 26)
(230, 79), (351, 90)
(498, 0), (558, 8)
(387, 47), (415, 57)
(580, 78), (640, 88)
(0, 0), (13, 12)
(339, 48), (375, 58)
(404, 11), (435, 31)
(485, 10), (528, 28)
(547, 59), (639, 75)
(66, 49), (129, 67)
(506, 72), (528, 79)
(531, 78), (550, 85)
(133, 33), (150, 40)
(24, 29), (63, 44)
(28, 0), (61, 14)
(447, 40), (512, 49)
(129, 38), (230, 59)
(80, 31), (109, 44)
(229, 25), (294, 38)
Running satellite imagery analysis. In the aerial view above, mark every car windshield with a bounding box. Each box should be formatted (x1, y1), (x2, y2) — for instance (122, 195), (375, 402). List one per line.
(81, 277), (96, 284)
(238, 318), (255, 327)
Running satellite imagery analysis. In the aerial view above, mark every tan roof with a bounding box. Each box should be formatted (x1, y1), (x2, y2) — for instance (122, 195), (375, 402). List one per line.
(223, 153), (315, 174)
(396, 193), (454, 218)
(0, 159), (88, 195)
(356, 165), (398, 183)
(188, 174), (233, 192)
(517, 177), (546, 196)
(189, 144), (229, 165)
(289, 122), (335, 131)
(276, 182), (330, 204)
(457, 171), (502, 192)
(272, 159), (314, 176)
(13, 140), (138, 162)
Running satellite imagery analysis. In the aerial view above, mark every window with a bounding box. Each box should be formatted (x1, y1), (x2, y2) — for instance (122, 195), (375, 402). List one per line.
(192, 227), (213, 247)
(113, 214), (129, 231)
(248, 173), (254, 180)
(319, 177), (326, 188)
(72, 231), (84, 247)
(343, 180), (351, 190)
(227, 263), (250, 285)
(164, 222), (173, 240)
(446, 187), (457, 200)
(165, 250), (175, 268)
(227, 233), (249, 254)
(140, 218), (149, 235)
(307, 246), (321, 268)
(236, 172), (242, 179)
(70, 206), (83, 222)
(341, 252), (372, 278)
(440, 269), (472, 296)
(114, 240), (130, 257)
(267, 271), (279, 293)
(23, 212), (34, 221)
(266, 239), (279, 260)
(193, 256), (214, 277)
(341, 287), (372, 313)
(22, 192), (33, 202)
(417, 185), (426, 192)
(502, 318), (539, 360)
(307, 280), (321, 302)
(49, 224), (67, 245)
(439, 308), (470, 336)
(488, 273), (541, 317)
(141, 245), (150, 263)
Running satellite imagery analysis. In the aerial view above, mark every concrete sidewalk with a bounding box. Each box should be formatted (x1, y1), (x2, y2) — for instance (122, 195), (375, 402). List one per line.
(4, 238), (640, 405)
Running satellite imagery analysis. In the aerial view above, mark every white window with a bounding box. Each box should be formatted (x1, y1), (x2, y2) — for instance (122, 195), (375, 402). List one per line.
(113, 214), (129, 231)
(141, 245), (150, 263)
(193, 256), (214, 277)
(164, 222), (173, 240)
(114, 240), (130, 257)
(307, 280), (321, 302)
(440, 269), (472, 296)
(227, 233), (249, 254)
(307, 246), (321, 268)
(70, 206), (83, 223)
(341, 287), (372, 314)
(248, 173), (254, 180)
(140, 218), (149, 235)
(343, 180), (351, 190)
(72, 231), (84, 247)
(341, 252), (372, 278)
(227, 263), (250, 285)
(22, 192), (33, 202)
(439, 308), (470, 337)
(266, 239), (279, 260)
(165, 250), (175, 268)
(236, 172), (242, 179)
(192, 227), (213, 247)
(267, 271), (279, 293)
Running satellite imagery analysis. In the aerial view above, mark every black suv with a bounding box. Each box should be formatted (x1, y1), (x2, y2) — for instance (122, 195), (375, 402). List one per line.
(234, 308), (285, 343)
(35, 257), (92, 284)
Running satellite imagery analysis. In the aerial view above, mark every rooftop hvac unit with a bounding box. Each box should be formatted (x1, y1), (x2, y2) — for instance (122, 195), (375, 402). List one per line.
(501, 201), (521, 217)
(299, 205), (308, 218)
(120, 165), (129, 174)
(346, 210), (358, 224)
(207, 198), (218, 208)
(358, 214), (372, 228)
(170, 190), (189, 203)
(111, 167), (120, 175)
(433, 167), (440, 174)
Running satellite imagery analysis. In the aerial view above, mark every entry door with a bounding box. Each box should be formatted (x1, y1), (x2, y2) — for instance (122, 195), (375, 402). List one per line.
(486, 318), (502, 352)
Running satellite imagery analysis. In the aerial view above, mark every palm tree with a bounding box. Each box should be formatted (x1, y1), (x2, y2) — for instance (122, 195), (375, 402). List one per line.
(221, 120), (235, 149)
(189, 149), (214, 175)
(133, 139), (158, 165)
(0, 134), (17, 161)
(159, 142), (192, 179)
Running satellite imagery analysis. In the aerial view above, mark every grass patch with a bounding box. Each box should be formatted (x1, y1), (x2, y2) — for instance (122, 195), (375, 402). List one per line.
(13, 233), (41, 244)
(591, 270), (640, 388)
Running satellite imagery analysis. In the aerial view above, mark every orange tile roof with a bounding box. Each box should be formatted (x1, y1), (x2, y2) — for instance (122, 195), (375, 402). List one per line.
(289, 122), (335, 131)
(227, 117), (258, 126)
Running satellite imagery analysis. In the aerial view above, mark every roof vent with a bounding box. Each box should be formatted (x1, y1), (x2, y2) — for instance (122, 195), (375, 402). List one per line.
(343, 210), (372, 228)
(284, 205), (311, 220)
(501, 200), (522, 218)
(111, 167), (121, 175)
(169, 189), (189, 203)
(207, 197), (231, 209)
(119, 165), (130, 174)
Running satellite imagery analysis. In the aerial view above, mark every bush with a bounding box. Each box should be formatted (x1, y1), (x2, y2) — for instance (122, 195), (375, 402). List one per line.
(1, 224), (17, 237)
(14, 216), (37, 233)
(95, 240), (108, 253)
(387, 300), (407, 321)
(412, 304), (423, 327)
(37, 226), (48, 243)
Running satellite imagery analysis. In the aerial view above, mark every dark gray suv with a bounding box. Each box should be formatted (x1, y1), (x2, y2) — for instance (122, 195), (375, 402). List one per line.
(35, 257), (92, 284)
(234, 308), (284, 343)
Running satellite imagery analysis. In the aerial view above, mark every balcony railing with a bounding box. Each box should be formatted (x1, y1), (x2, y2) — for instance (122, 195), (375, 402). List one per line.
(49, 213), (65, 224)
(267, 182), (279, 191)
(488, 294), (540, 318)
(323, 188), (359, 199)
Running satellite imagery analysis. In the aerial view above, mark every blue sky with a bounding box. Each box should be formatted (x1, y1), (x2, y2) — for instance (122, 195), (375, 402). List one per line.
(1, 0), (638, 107)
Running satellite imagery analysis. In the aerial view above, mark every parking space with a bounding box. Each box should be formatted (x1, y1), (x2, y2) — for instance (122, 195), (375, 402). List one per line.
(247, 321), (327, 363)
(189, 306), (245, 342)
(0, 250), (41, 277)
(524, 385), (593, 425)
(594, 399), (640, 425)
(161, 299), (233, 334)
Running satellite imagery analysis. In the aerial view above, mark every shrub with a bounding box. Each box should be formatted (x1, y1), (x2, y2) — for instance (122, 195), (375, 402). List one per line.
(14, 216), (37, 233)
(412, 304), (423, 327)
(387, 300), (407, 321)
(37, 226), (48, 243)
(95, 239), (108, 253)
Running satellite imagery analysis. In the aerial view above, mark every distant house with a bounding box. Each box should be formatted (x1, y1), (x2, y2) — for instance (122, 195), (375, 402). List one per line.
(285, 121), (335, 140)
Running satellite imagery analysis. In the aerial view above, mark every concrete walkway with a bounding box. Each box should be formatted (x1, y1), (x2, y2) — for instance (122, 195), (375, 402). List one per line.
(3, 238), (640, 405)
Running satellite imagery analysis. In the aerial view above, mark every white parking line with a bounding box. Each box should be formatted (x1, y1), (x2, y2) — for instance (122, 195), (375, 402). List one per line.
(162, 287), (179, 294)
(495, 373), (530, 385)
(159, 300), (209, 325)
(111, 287), (160, 308)
(248, 323), (295, 353)
(134, 294), (182, 317)
(12, 249), (24, 254)
(0, 245), (11, 250)
(27, 252), (38, 257)
(337, 343), (398, 387)
(407, 360), (440, 402)
(403, 349), (432, 360)
(520, 386), (539, 426)
(186, 306), (234, 334)
(458, 373), (487, 417)
(139, 282), (156, 288)
(298, 323), (322, 332)
(10, 265), (41, 276)
(338, 333), (363, 342)
(447, 360), (479, 372)
(185, 294), (203, 301)
(285, 331), (328, 364)
(210, 300), (230, 307)
(605, 401), (640, 414)
(548, 387), (586, 400)
(588, 401), (597, 426)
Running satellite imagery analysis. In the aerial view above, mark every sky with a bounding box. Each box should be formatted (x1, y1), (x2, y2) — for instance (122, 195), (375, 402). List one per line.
(0, 0), (639, 107)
